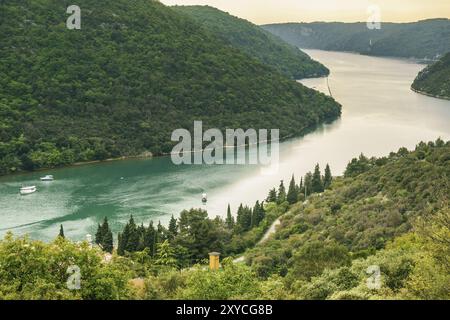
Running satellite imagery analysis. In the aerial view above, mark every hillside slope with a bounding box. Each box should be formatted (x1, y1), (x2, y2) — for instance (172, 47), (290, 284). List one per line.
(173, 5), (329, 79)
(412, 52), (450, 100)
(262, 19), (450, 60)
(1, 140), (448, 300)
(0, 0), (340, 175)
(245, 139), (449, 298)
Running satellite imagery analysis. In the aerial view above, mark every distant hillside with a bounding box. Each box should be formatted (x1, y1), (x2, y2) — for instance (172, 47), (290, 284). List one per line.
(0, 0), (340, 175)
(174, 5), (329, 79)
(262, 19), (450, 60)
(412, 52), (450, 100)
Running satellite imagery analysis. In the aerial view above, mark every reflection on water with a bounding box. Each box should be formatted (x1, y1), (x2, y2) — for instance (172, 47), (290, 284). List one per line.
(1, 50), (449, 241)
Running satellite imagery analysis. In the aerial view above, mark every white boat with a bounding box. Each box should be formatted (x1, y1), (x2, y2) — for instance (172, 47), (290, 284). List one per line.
(202, 193), (207, 203)
(20, 186), (37, 195)
(40, 175), (54, 181)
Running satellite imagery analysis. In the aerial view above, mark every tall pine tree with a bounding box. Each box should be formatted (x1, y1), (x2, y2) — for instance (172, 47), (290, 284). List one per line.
(304, 172), (313, 197)
(251, 201), (265, 227)
(266, 188), (277, 202)
(58, 224), (65, 239)
(323, 164), (332, 189)
(236, 204), (252, 233)
(287, 175), (298, 204)
(225, 204), (235, 230)
(168, 215), (178, 240)
(277, 180), (286, 204)
(311, 164), (324, 193)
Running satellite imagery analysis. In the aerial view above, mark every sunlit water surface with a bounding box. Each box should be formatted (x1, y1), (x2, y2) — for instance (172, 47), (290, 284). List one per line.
(1, 50), (449, 241)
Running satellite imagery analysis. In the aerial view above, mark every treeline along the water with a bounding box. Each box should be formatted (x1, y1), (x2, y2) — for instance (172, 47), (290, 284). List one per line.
(412, 52), (450, 100)
(0, 0), (340, 176)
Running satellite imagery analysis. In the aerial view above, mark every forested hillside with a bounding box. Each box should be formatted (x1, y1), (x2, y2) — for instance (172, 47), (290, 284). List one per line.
(412, 52), (450, 100)
(0, 0), (340, 175)
(245, 139), (449, 299)
(1, 140), (448, 299)
(262, 19), (450, 60)
(173, 5), (329, 79)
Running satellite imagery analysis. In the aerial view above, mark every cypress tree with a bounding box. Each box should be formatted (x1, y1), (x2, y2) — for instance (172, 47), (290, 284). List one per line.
(266, 188), (277, 202)
(168, 215), (178, 240)
(304, 172), (313, 197)
(225, 204), (235, 229)
(252, 200), (265, 227)
(58, 224), (65, 239)
(144, 221), (156, 256)
(117, 233), (124, 256)
(236, 204), (252, 232)
(243, 206), (252, 231)
(103, 228), (113, 253)
(311, 164), (324, 193)
(96, 217), (113, 253)
(95, 223), (102, 245)
(287, 175), (298, 204)
(277, 180), (286, 204)
(324, 164), (332, 189)
(157, 221), (166, 242)
(137, 223), (146, 251)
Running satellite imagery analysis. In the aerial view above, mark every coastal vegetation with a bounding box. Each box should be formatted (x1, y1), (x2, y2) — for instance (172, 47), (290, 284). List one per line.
(1, 140), (448, 299)
(412, 52), (450, 100)
(0, 0), (340, 176)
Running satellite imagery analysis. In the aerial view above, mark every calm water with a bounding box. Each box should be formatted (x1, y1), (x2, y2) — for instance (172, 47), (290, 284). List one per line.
(1, 50), (449, 241)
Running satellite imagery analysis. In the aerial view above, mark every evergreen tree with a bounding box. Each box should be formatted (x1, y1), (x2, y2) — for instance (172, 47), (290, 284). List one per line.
(58, 224), (65, 239)
(236, 204), (252, 233)
(103, 228), (113, 253)
(252, 201), (265, 227)
(144, 222), (156, 256)
(304, 172), (313, 197)
(287, 175), (298, 204)
(96, 217), (113, 253)
(323, 164), (332, 189)
(266, 188), (277, 202)
(118, 215), (139, 255)
(117, 233), (124, 256)
(95, 223), (103, 245)
(157, 221), (166, 242)
(155, 240), (177, 267)
(96, 217), (113, 252)
(168, 215), (178, 240)
(136, 223), (146, 251)
(277, 180), (286, 204)
(311, 164), (324, 193)
(225, 204), (235, 229)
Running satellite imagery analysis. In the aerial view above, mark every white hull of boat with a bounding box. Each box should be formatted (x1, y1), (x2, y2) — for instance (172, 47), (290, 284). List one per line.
(20, 186), (37, 195)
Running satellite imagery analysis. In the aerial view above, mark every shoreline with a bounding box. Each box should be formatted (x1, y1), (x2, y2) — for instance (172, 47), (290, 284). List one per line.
(410, 86), (450, 101)
(0, 115), (341, 180)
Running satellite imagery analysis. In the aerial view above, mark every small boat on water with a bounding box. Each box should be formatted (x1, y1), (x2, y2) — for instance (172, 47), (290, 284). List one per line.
(20, 186), (37, 195)
(40, 175), (54, 181)
(202, 193), (207, 203)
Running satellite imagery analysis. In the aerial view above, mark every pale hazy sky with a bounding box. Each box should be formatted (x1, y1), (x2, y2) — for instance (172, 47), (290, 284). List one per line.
(161, 0), (450, 24)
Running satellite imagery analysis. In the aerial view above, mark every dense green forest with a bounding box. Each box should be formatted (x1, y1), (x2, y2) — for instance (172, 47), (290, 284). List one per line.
(412, 52), (450, 100)
(173, 5), (329, 79)
(1, 139), (448, 299)
(0, 0), (341, 176)
(262, 19), (450, 60)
